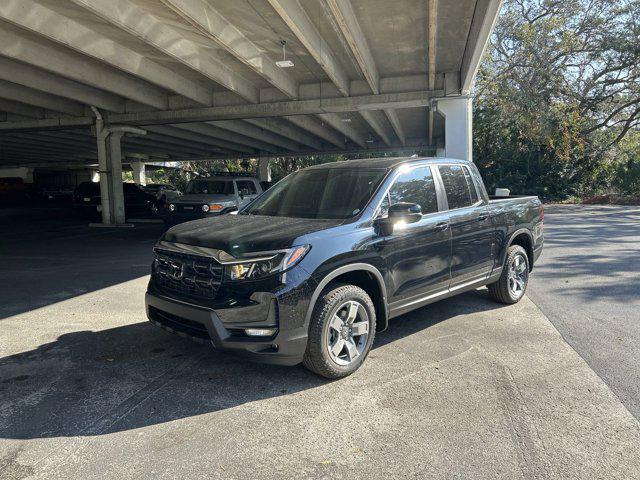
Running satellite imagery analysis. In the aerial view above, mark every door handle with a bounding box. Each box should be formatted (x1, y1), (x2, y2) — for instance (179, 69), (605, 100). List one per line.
(434, 222), (449, 231)
(477, 214), (488, 222)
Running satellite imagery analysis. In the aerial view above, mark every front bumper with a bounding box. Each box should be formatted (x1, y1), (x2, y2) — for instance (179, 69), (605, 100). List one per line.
(146, 291), (308, 366)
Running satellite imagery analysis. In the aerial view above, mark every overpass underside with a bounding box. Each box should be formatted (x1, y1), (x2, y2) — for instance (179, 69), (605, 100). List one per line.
(0, 0), (501, 223)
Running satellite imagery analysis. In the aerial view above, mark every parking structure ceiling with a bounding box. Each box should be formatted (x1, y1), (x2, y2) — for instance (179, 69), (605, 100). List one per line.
(0, 0), (501, 168)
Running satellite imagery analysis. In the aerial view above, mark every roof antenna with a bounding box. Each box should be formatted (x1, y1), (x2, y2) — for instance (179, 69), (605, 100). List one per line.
(276, 40), (294, 68)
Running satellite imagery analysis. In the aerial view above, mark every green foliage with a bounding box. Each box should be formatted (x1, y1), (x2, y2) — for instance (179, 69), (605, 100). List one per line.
(475, 0), (640, 200)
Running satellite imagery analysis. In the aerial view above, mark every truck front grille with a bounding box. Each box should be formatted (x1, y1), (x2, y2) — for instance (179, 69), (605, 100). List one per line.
(153, 248), (223, 301)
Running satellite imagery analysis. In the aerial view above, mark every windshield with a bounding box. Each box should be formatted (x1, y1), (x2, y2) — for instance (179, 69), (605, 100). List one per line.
(243, 167), (387, 219)
(186, 179), (234, 195)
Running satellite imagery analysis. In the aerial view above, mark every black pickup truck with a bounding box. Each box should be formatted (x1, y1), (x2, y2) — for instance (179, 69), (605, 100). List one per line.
(146, 157), (543, 378)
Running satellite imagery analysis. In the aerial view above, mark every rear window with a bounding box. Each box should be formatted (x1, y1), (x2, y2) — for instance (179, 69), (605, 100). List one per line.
(236, 180), (257, 195)
(75, 182), (100, 195)
(186, 179), (234, 195)
(438, 165), (476, 209)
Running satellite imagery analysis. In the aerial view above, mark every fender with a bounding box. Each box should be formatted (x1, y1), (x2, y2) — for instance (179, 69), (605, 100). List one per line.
(501, 228), (534, 267)
(304, 263), (390, 331)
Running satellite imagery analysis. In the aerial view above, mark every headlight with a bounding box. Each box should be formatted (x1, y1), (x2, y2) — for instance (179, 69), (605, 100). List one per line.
(168, 203), (176, 212)
(224, 245), (310, 281)
(202, 204), (210, 212)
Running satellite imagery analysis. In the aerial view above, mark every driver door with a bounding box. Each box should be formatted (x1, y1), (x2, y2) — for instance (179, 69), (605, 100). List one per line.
(374, 165), (452, 307)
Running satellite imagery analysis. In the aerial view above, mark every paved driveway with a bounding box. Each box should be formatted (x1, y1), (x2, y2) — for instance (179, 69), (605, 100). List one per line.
(1, 206), (639, 479)
(528, 205), (640, 419)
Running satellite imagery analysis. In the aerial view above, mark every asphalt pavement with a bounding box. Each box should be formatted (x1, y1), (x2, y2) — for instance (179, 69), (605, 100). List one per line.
(528, 205), (640, 420)
(1, 205), (639, 479)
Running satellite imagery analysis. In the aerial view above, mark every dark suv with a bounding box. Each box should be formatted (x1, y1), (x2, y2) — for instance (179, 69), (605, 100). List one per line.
(146, 157), (543, 378)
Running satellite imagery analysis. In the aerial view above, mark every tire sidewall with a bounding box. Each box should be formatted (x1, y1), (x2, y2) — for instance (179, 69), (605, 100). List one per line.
(308, 285), (377, 378)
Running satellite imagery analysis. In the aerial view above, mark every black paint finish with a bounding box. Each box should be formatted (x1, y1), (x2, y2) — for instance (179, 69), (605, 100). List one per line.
(146, 157), (544, 365)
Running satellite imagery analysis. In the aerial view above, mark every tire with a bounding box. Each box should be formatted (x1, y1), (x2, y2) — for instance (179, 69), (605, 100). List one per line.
(488, 245), (530, 304)
(303, 284), (376, 379)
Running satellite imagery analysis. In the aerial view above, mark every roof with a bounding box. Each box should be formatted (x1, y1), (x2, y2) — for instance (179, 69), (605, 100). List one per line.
(305, 156), (471, 170)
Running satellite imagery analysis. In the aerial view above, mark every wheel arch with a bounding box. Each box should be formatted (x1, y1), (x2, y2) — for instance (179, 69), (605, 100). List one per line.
(507, 228), (534, 271)
(305, 263), (389, 332)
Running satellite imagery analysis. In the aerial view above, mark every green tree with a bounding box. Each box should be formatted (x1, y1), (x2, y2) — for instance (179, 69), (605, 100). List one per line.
(475, 0), (640, 200)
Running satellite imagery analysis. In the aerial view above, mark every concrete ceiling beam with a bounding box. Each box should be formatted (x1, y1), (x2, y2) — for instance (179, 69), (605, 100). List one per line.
(0, 80), (84, 116)
(325, 0), (397, 146)
(0, 25), (167, 109)
(0, 57), (126, 113)
(176, 124), (270, 154)
(213, 120), (300, 152)
(384, 109), (406, 146)
(69, 0), (258, 104)
(461, 0), (503, 93)
(284, 115), (344, 148)
(317, 113), (365, 147)
(161, 0), (295, 100)
(268, 0), (350, 96)
(145, 125), (241, 156)
(0, 0), (207, 105)
(245, 118), (322, 150)
(0, 90), (443, 132)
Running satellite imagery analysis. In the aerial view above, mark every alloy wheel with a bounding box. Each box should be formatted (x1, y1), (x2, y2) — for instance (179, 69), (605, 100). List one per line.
(508, 253), (528, 298)
(326, 300), (370, 366)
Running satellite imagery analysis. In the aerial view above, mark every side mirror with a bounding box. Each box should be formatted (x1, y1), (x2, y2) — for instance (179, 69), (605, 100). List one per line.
(374, 202), (422, 236)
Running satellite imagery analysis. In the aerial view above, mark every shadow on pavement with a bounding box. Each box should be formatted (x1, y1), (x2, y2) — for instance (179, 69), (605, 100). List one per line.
(0, 289), (504, 441)
(534, 205), (640, 301)
(0, 206), (165, 320)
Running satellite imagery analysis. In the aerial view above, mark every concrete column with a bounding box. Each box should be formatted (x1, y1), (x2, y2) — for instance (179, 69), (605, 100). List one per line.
(436, 97), (473, 161)
(108, 132), (127, 224)
(131, 161), (146, 185)
(258, 157), (271, 182)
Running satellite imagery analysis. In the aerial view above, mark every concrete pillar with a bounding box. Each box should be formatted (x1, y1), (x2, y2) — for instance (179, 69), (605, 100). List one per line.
(108, 132), (127, 224)
(436, 146), (446, 158)
(436, 97), (473, 161)
(131, 161), (146, 185)
(258, 157), (271, 182)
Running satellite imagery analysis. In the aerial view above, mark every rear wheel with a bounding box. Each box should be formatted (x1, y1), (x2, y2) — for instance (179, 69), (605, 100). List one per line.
(303, 284), (376, 379)
(488, 245), (529, 304)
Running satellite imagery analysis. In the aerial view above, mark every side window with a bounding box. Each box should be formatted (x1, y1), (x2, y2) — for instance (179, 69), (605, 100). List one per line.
(438, 165), (475, 209)
(236, 180), (257, 195)
(463, 168), (479, 204)
(387, 166), (438, 214)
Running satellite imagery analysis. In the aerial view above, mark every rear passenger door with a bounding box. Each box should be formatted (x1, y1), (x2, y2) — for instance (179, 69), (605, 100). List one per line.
(436, 164), (493, 287)
(376, 165), (452, 304)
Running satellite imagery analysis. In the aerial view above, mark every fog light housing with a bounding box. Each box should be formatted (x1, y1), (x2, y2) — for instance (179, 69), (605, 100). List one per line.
(244, 328), (277, 337)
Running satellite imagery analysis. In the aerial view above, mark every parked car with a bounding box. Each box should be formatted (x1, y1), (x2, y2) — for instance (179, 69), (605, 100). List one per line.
(163, 175), (262, 225)
(146, 157), (544, 378)
(36, 185), (75, 203)
(142, 183), (181, 202)
(0, 177), (33, 202)
(72, 181), (156, 218)
(142, 183), (181, 216)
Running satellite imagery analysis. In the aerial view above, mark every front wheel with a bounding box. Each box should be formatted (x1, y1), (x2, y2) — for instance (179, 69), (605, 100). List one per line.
(303, 284), (376, 379)
(487, 245), (530, 304)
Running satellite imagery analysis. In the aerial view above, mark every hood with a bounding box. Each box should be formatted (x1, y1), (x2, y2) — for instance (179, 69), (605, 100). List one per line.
(161, 214), (341, 254)
(173, 193), (234, 204)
